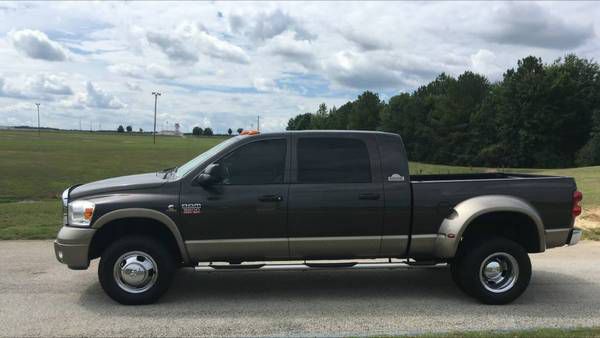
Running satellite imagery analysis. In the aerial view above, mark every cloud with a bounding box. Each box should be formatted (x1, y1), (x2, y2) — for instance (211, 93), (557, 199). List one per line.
(125, 81), (142, 91)
(340, 28), (389, 51)
(0, 73), (73, 100)
(470, 49), (503, 79)
(325, 51), (407, 90)
(480, 3), (594, 49)
(64, 81), (126, 109)
(147, 22), (249, 64)
(107, 63), (144, 78)
(108, 63), (175, 79)
(262, 31), (317, 69)
(146, 31), (198, 64)
(229, 9), (316, 41)
(8, 29), (69, 61)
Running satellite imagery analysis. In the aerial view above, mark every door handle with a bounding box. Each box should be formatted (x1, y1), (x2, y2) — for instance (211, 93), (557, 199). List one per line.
(358, 193), (380, 200)
(258, 194), (284, 202)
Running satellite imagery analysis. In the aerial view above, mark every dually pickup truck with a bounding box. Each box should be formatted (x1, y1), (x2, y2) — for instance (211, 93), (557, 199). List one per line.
(55, 131), (583, 305)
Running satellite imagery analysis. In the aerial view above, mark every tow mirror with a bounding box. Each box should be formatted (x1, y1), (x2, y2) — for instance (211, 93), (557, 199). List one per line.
(194, 163), (223, 186)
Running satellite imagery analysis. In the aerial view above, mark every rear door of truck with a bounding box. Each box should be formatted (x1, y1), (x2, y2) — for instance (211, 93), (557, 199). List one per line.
(376, 134), (413, 257)
(287, 132), (384, 259)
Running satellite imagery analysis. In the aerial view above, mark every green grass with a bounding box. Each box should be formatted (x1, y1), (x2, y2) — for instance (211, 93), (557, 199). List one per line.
(0, 129), (598, 239)
(406, 327), (600, 337)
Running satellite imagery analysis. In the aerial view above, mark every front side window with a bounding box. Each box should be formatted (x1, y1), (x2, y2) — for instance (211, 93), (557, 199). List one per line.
(217, 139), (286, 185)
(297, 137), (371, 183)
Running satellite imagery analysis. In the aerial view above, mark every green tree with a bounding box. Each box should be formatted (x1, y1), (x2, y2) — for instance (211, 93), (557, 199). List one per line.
(227, 128), (233, 136)
(203, 127), (213, 136)
(192, 126), (202, 136)
(237, 128), (243, 134)
(117, 125), (124, 133)
(126, 125), (132, 132)
(347, 91), (382, 130)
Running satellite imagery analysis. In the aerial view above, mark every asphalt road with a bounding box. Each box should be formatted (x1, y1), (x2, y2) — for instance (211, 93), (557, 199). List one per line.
(0, 240), (599, 337)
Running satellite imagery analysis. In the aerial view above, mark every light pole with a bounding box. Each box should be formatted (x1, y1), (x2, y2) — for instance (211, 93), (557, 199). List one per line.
(35, 103), (40, 136)
(152, 91), (161, 144)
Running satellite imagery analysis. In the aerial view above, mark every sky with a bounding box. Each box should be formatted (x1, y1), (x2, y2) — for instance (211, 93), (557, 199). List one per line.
(0, 1), (598, 133)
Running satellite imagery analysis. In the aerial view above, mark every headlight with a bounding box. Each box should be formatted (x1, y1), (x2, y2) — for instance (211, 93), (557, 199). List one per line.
(68, 200), (95, 227)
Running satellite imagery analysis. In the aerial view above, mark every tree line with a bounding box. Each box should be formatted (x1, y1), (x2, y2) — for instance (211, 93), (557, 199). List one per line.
(287, 55), (600, 168)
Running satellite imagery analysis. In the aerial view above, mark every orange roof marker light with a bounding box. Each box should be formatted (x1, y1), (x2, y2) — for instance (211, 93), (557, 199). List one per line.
(240, 130), (260, 135)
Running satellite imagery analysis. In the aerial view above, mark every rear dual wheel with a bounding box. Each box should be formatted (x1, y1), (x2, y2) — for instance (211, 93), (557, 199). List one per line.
(451, 237), (531, 305)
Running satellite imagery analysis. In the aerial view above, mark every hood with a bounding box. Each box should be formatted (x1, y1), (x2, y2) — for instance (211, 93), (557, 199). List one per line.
(70, 172), (167, 199)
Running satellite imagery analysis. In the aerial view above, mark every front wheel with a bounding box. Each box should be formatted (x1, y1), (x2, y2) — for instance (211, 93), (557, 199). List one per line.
(454, 237), (531, 305)
(98, 236), (175, 305)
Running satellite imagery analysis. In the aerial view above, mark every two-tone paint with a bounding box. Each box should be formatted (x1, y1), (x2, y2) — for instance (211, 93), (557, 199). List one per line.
(54, 131), (581, 270)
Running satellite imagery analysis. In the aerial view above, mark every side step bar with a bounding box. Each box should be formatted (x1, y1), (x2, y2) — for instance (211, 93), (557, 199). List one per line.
(195, 259), (444, 272)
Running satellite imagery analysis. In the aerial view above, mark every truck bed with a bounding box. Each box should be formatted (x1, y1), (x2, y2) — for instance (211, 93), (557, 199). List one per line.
(409, 172), (576, 235)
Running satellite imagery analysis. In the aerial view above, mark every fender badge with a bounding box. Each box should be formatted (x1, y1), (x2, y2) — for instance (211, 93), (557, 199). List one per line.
(181, 203), (202, 214)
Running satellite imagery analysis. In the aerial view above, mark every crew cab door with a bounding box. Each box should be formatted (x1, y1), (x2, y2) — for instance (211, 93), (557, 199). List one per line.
(180, 136), (291, 261)
(288, 133), (384, 259)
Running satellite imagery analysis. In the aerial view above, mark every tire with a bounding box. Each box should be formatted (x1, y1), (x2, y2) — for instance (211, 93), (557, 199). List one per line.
(454, 237), (531, 305)
(98, 236), (175, 305)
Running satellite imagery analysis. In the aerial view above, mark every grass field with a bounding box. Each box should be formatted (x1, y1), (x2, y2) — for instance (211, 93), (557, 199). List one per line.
(1, 129), (598, 239)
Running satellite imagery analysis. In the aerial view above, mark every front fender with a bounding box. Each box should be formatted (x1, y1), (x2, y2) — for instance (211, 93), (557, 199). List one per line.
(92, 208), (190, 263)
(433, 195), (545, 258)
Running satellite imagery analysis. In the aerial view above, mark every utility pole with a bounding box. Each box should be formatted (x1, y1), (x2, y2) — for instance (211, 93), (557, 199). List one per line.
(152, 91), (161, 144)
(35, 103), (40, 136)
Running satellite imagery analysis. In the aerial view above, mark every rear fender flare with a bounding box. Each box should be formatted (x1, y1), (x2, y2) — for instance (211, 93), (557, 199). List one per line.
(433, 195), (545, 258)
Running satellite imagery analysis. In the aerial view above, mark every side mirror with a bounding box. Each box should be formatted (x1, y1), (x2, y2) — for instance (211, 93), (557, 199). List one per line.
(194, 163), (223, 186)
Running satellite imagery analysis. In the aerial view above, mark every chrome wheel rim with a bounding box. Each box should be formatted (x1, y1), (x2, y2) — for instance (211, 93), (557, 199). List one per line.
(479, 252), (519, 294)
(113, 251), (158, 294)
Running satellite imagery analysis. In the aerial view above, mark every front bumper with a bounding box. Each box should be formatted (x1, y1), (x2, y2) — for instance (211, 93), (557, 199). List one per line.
(54, 226), (96, 270)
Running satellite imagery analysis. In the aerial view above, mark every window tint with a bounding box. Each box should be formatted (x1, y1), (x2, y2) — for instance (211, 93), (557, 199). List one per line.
(297, 137), (371, 183)
(218, 139), (286, 185)
(376, 134), (408, 179)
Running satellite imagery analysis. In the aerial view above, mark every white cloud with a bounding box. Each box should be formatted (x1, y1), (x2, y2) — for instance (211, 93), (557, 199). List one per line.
(262, 31), (317, 69)
(108, 63), (175, 79)
(147, 22), (249, 64)
(8, 29), (69, 61)
(64, 81), (126, 110)
(470, 49), (503, 79)
(0, 73), (72, 100)
(229, 9), (315, 41)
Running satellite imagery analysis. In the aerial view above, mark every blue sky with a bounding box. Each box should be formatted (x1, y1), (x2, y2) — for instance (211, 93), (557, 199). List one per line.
(0, 1), (598, 133)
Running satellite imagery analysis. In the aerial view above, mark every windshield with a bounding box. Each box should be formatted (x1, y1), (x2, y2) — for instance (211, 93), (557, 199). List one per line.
(174, 136), (243, 178)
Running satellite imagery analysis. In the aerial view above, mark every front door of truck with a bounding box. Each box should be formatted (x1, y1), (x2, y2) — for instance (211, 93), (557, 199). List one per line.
(287, 134), (384, 259)
(180, 136), (290, 261)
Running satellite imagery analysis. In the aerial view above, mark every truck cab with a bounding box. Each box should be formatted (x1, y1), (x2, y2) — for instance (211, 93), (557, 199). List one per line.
(55, 131), (582, 305)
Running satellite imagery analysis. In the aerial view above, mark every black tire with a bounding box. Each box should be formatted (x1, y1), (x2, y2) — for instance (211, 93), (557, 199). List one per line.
(98, 236), (175, 305)
(454, 237), (531, 305)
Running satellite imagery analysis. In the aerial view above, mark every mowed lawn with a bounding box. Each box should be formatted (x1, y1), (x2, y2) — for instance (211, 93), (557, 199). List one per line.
(1, 129), (598, 239)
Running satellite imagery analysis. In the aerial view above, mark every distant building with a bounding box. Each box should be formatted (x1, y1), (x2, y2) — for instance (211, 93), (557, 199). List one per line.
(159, 123), (183, 136)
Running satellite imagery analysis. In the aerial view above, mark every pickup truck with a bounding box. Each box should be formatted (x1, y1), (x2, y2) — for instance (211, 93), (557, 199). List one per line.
(54, 130), (583, 305)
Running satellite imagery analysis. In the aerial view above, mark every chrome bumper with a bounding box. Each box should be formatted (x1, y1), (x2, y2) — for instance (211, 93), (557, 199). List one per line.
(54, 226), (96, 270)
(569, 228), (582, 246)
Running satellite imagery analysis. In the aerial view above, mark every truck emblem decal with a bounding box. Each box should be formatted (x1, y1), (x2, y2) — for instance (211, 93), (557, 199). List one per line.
(181, 203), (202, 214)
(388, 174), (405, 182)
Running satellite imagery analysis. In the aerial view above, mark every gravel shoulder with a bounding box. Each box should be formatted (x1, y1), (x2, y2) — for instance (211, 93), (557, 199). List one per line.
(0, 240), (599, 337)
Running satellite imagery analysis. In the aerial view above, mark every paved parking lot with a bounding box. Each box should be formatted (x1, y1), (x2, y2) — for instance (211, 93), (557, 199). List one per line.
(0, 240), (599, 337)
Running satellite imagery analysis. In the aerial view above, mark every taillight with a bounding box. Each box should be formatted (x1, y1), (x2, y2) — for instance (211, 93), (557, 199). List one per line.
(572, 191), (583, 217)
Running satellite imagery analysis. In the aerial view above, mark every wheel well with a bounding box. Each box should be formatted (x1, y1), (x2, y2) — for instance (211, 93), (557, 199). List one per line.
(89, 218), (183, 263)
(460, 211), (541, 253)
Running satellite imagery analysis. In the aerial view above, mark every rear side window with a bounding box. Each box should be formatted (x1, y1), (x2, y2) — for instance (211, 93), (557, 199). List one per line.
(218, 139), (286, 185)
(297, 137), (371, 183)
